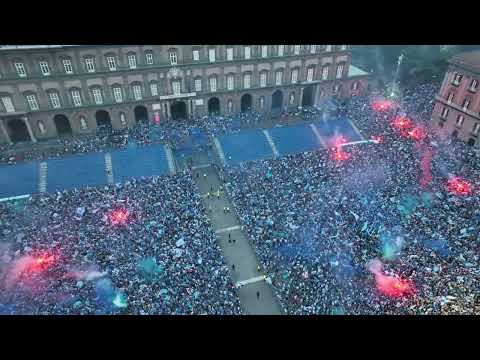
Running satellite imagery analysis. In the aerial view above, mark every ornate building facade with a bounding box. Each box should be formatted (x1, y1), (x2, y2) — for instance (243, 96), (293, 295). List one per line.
(431, 51), (480, 147)
(0, 45), (370, 144)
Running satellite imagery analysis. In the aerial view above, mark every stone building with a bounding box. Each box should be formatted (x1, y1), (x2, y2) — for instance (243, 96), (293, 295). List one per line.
(431, 51), (480, 147)
(0, 45), (370, 144)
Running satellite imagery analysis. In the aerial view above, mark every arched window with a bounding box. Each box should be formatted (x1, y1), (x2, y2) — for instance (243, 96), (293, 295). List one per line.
(127, 52), (137, 69)
(243, 72), (251, 89)
(351, 81), (360, 91)
(105, 53), (117, 71)
(144, 50), (154, 65)
(61, 57), (74, 74)
(70, 88), (82, 107)
(38, 60), (51, 76)
(275, 69), (283, 85)
(24, 92), (39, 111)
(1, 94), (15, 113)
(194, 77), (202, 92)
(228, 99), (233, 113)
(209, 76), (217, 92)
(322, 65), (330, 80)
(47, 89), (61, 109)
(112, 85), (123, 103)
(259, 96), (265, 109)
(260, 71), (268, 87)
(131, 82), (143, 100)
(84, 55), (96, 73)
(38, 120), (46, 134)
(336, 62), (345, 79)
(306, 66), (315, 82)
(226, 74), (235, 90)
(169, 48), (178, 65)
(150, 81), (159, 97)
(90, 86), (103, 105)
(208, 47), (216, 62)
(172, 79), (181, 95)
(291, 68), (299, 83)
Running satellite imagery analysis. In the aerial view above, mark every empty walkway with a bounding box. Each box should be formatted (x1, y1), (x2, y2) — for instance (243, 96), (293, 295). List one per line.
(192, 165), (283, 315)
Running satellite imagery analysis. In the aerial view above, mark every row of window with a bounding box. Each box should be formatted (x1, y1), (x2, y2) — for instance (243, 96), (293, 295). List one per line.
(3, 45), (348, 78)
(0, 63), (347, 112)
(440, 106), (480, 135)
(451, 72), (478, 92)
(445, 91), (479, 113)
(0, 83), (148, 112)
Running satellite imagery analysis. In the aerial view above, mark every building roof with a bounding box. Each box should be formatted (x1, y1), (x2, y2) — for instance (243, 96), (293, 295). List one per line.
(0, 45), (77, 51)
(348, 65), (369, 77)
(449, 51), (480, 73)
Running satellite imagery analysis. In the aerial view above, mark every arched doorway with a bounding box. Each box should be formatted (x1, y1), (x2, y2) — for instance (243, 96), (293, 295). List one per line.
(134, 105), (149, 123)
(54, 114), (72, 136)
(171, 101), (187, 120)
(271, 90), (283, 111)
(95, 110), (112, 131)
(7, 119), (31, 143)
(302, 86), (315, 107)
(208, 97), (220, 115)
(241, 94), (252, 113)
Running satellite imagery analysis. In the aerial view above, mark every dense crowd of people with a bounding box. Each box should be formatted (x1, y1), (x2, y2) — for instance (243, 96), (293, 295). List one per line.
(0, 173), (243, 314)
(223, 83), (479, 314)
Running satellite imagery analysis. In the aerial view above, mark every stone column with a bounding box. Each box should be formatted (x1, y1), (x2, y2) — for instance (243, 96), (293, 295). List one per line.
(185, 98), (190, 119)
(314, 84), (320, 107)
(0, 119), (13, 145)
(298, 87), (304, 110)
(22, 117), (37, 143)
(166, 101), (171, 119)
(189, 99), (195, 118)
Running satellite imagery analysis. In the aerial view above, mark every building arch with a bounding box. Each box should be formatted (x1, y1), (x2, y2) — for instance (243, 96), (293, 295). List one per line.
(208, 97), (221, 115)
(95, 109), (112, 130)
(170, 101), (187, 120)
(134, 105), (149, 123)
(271, 89), (283, 112)
(240, 93), (253, 112)
(302, 85), (316, 107)
(7, 118), (31, 143)
(53, 114), (72, 136)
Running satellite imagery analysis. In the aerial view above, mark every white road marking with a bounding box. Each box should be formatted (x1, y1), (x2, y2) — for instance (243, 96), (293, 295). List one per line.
(0, 194), (30, 202)
(262, 129), (279, 158)
(192, 164), (211, 170)
(215, 225), (241, 234)
(164, 144), (176, 175)
(213, 137), (226, 166)
(309, 123), (328, 149)
(39, 162), (48, 193)
(104, 153), (114, 184)
(235, 275), (266, 288)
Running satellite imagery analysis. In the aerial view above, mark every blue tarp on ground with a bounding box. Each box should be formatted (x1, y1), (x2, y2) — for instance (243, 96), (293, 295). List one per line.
(0, 161), (39, 198)
(47, 152), (106, 192)
(268, 123), (322, 155)
(218, 130), (274, 165)
(111, 145), (169, 183)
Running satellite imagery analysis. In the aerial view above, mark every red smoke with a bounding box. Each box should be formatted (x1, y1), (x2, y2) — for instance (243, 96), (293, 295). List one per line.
(446, 177), (472, 196)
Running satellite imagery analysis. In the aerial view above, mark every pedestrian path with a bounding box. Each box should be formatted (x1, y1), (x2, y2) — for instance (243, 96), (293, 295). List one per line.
(192, 165), (283, 315)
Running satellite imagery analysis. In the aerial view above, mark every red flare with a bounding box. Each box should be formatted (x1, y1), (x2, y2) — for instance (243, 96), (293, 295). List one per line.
(446, 177), (472, 196)
(407, 126), (427, 141)
(109, 209), (129, 225)
(376, 274), (414, 298)
(331, 149), (351, 162)
(392, 116), (413, 131)
(372, 100), (394, 112)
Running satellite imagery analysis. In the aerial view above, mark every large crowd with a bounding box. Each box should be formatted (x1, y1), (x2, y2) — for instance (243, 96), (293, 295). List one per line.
(223, 83), (479, 315)
(1, 80), (479, 315)
(0, 173), (243, 314)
